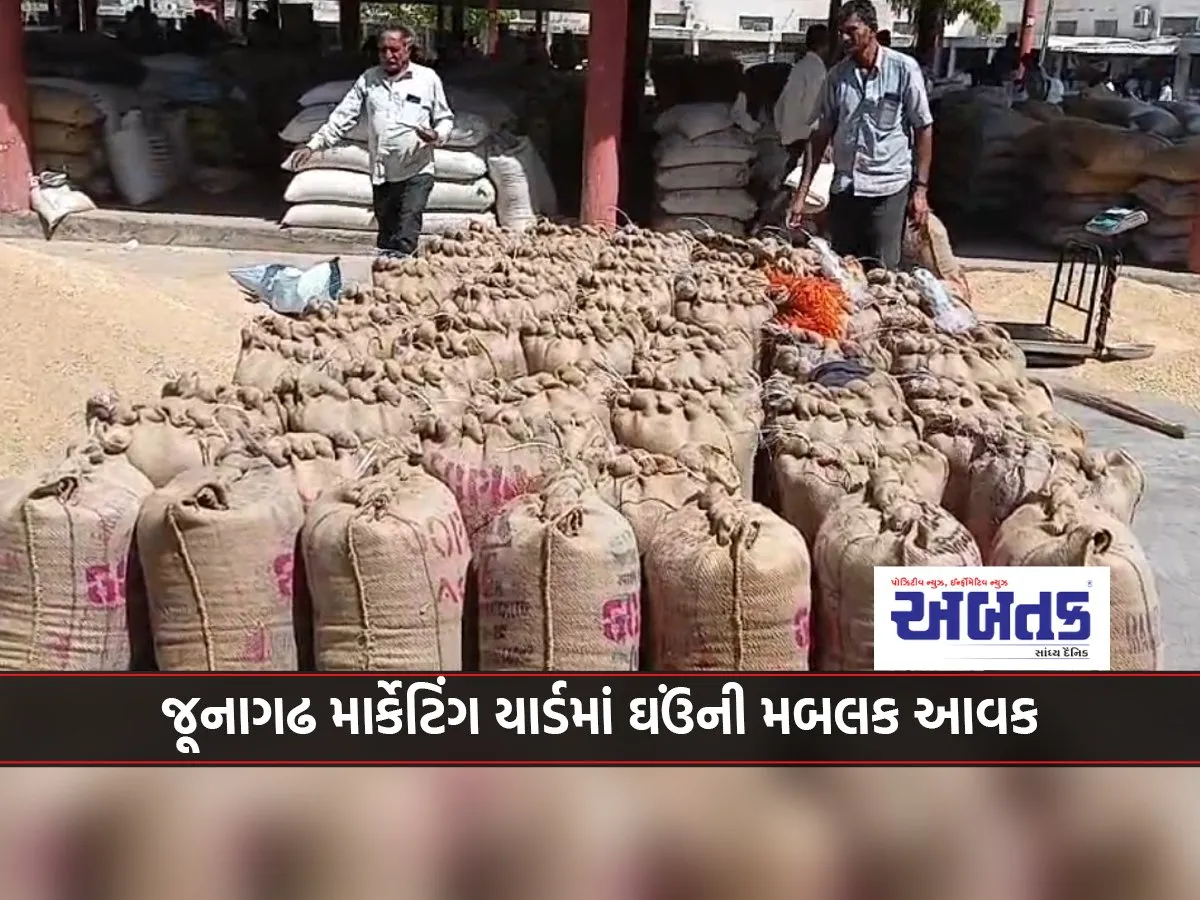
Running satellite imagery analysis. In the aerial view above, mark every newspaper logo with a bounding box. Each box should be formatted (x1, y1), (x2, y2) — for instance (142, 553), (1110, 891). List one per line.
(873, 567), (1111, 671)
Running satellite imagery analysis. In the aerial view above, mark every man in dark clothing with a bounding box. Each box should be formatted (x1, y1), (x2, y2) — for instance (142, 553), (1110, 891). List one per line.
(990, 32), (1020, 84)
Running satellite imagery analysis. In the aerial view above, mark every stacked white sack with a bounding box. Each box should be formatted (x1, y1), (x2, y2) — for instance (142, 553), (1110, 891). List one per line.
(279, 79), (500, 234)
(651, 100), (759, 237)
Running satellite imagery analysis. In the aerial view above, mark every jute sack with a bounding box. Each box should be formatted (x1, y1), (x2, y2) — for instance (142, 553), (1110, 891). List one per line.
(814, 472), (982, 671)
(519, 310), (645, 376)
(159, 373), (288, 434)
(371, 255), (460, 304)
(215, 431), (365, 511)
(476, 471), (640, 671)
(85, 394), (239, 489)
(577, 267), (674, 317)
(966, 432), (1145, 552)
(418, 405), (610, 545)
(888, 331), (1026, 385)
(771, 436), (949, 547)
(902, 213), (975, 306)
(452, 261), (576, 328)
(989, 485), (1162, 670)
(593, 444), (742, 550)
(137, 464), (304, 670)
(672, 268), (775, 364)
(278, 361), (427, 443)
(610, 388), (762, 498)
(763, 369), (908, 420)
(762, 389), (922, 452)
(302, 462), (469, 670)
(764, 328), (852, 381)
(0, 446), (152, 669)
(472, 368), (614, 438)
(233, 321), (336, 393)
(643, 313), (757, 374)
(644, 484), (811, 670)
(391, 313), (527, 384)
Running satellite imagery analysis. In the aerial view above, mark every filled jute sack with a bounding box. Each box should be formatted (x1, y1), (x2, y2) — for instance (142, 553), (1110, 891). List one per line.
(391, 313), (527, 384)
(593, 444), (742, 550)
(763, 368), (908, 420)
(418, 404), (610, 545)
(813, 471), (981, 671)
(765, 328), (856, 382)
(302, 460), (469, 671)
(519, 310), (646, 376)
(137, 464), (304, 670)
(989, 485), (1162, 670)
(233, 320), (339, 393)
(84, 394), (249, 489)
(159, 372), (288, 434)
(901, 212), (975, 307)
(671, 268), (775, 364)
(643, 312), (758, 374)
(644, 484), (811, 670)
(632, 361), (761, 423)
(888, 331), (1026, 385)
(0, 446), (153, 669)
(371, 255), (460, 304)
(472, 368), (614, 438)
(215, 431), (365, 511)
(762, 388), (922, 453)
(476, 471), (640, 671)
(576, 266), (674, 316)
(452, 261), (576, 328)
(611, 387), (761, 498)
(966, 431), (1144, 552)
(771, 435), (949, 547)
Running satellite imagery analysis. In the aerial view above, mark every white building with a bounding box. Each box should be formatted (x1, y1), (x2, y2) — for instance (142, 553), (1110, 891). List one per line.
(949, 0), (1200, 40)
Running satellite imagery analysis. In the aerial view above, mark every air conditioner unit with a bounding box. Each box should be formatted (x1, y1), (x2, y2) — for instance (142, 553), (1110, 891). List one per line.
(1133, 6), (1154, 27)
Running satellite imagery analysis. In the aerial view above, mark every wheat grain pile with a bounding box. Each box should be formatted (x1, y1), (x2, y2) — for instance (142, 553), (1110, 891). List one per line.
(0, 241), (250, 472)
(969, 269), (1200, 407)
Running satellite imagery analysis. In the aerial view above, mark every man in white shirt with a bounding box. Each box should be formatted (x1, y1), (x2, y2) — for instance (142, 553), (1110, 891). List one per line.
(1160, 81), (1175, 102)
(774, 24), (830, 174)
(289, 25), (455, 257)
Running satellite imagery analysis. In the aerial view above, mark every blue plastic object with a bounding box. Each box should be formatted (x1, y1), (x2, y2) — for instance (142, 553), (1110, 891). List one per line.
(228, 257), (343, 316)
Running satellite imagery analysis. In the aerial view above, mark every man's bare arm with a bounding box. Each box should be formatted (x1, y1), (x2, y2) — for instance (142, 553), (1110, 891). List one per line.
(913, 124), (932, 188)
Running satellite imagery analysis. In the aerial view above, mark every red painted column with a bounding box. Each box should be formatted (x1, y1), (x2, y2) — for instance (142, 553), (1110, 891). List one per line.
(1018, 0), (1037, 71)
(486, 0), (499, 56)
(580, 0), (629, 229)
(0, 0), (31, 213)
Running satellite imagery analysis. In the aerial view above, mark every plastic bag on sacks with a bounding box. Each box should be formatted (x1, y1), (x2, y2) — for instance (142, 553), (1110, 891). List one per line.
(228, 258), (343, 316)
(809, 235), (873, 310)
(29, 171), (95, 232)
(913, 268), (977, 334)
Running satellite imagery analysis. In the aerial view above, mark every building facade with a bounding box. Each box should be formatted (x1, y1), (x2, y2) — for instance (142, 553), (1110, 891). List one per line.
(951, 0), (1200, 39)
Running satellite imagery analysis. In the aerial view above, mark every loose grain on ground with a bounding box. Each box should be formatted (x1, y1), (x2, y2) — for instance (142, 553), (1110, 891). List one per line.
(969, 269), (1200, 409)
(0, 241), (253, 472)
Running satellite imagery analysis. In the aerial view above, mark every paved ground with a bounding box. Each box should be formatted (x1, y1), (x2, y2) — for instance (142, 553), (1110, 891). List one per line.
(10, 239), (1199, 668)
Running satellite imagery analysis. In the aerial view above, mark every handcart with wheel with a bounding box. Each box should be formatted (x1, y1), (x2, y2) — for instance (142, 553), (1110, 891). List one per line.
(988, 207), (1156, 369)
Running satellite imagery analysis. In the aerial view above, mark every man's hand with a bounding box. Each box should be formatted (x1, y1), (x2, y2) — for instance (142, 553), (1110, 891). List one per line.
(285, 147), (314, 170)
(787, 188), (808, 231)
(417, 127), (439, 144)
(909, 185), (930, 228)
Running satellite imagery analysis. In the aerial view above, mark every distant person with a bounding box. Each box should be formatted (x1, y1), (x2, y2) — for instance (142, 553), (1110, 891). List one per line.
(990, 32), (1019, 83)
(288, 25), (454, 259)
(788, 0), (933, 271)
(877, 28), (891, 47)
(1021, 49), (1062, 103)
(774, 24), (830, 175)
(1160, 80), (1175, 101)
(551, 30), (580, 71)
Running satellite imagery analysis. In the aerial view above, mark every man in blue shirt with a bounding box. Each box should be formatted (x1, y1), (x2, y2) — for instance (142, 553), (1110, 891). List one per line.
(787, 0), (934, 270)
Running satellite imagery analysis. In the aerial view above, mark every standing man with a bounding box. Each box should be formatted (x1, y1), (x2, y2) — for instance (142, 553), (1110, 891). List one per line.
(288, 25), (454, 258)
(787, 0), (933, 270)
(774, 24), (830, 176)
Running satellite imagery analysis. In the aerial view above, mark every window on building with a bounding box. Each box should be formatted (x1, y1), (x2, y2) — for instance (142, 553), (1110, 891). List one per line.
(1160, 15), (1196, 35)
(1054, 19), (1078, 35)
(739, 15), (774, 32)
(1093, 18), (1118, 36)
(654, 12), (687, 27)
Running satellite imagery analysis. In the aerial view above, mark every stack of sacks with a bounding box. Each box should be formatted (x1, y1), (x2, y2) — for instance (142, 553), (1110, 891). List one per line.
(26, 77), (178, 207)
(279, 79), (500, 234)
(651, 100), (759, 236)
(1155, 99), (1200, 137)
(1018, 116), (1168, 248)
(26, 83), (107, 195)
(486, 131), (558, 232)
(1064, 91), (1184, 141)
(750, 107), (790, 211)
(930, 88), (1041, 221)
(1128, 139), (1200, 267)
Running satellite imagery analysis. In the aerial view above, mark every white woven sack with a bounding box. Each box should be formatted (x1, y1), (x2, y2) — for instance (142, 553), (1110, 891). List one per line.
(434, 147), (488, 181)
(280, 104), (367, 145)
(658, 187), (757, 222)
(283, 142), (370, 174)
(655, 129), (756, 169)
(654, 102), (736, 140)
(655, 163), (750, 192)
(27, 77), (137, 128)
(106, 109), (176, 206)
(423, 211), (497, 234)
(446, 112), (491, 149)
(298, 80), (354, 108)
(428, 177), (496, 212)
(653, 215), (746, 236)
(282, 202), (374, 231)
(284, 169), (372, 205)
(487, 136), (536, 230)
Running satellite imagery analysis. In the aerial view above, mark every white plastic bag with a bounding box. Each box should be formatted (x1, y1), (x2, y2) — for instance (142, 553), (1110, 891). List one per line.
(809, 235), (873, 309)
(913, 267), (977, 334)
(228, 258), (344, 316)
(29, 172), (95, 231)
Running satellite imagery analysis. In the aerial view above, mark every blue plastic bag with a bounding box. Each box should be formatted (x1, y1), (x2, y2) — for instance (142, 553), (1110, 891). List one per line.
(228, 257), (343, 316)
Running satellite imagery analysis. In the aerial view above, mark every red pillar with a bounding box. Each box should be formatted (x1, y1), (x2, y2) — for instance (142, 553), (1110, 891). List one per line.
(486, 0), (498, 55)
(1018, 0), (1037, 63)
(580, 0), (629, 229)
(0, 0), (32, 213)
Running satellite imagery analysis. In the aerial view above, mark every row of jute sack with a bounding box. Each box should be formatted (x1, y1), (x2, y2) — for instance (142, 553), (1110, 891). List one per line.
(0, 414), (1158, 673)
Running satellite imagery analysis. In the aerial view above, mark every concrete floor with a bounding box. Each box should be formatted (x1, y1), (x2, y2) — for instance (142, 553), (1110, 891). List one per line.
(11, 239), (1199, 669)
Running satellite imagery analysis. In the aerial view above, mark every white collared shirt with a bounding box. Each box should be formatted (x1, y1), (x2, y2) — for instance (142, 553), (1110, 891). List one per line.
(306, 63), (455, 184)
(774, 51), (827, 145)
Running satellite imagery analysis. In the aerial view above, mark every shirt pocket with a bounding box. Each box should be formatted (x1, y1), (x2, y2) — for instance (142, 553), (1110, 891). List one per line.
(875, 91), (902, 131)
